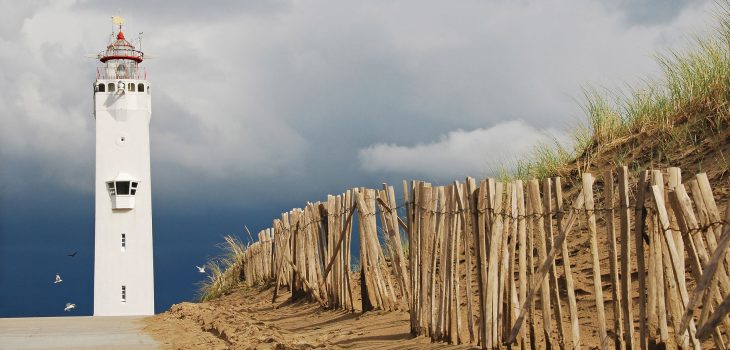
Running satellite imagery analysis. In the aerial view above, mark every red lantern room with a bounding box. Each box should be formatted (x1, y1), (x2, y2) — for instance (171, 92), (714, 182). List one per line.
(96, 16), (146, 81)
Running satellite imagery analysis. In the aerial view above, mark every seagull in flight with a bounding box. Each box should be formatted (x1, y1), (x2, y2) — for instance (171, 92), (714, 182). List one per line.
(54, 273), (63, 284)
(196, 265), (206, 273)
(64, 303), (76, 312)
(67, 251), (77, 257)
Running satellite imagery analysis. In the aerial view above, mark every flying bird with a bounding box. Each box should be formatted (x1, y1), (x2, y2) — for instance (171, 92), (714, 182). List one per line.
(67, 251), (77, 257)
(196, 265), (206, 273)
(54, 273), (62, 284)
(64, 303), (76, 312)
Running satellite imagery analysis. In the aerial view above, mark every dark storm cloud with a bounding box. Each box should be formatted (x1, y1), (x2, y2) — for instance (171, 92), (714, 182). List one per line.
(0, 0), (718, 204)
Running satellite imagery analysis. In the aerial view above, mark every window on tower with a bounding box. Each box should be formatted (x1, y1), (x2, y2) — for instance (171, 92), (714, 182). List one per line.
(128, 83), (135, 92)
(116, 181), (130, 195)
(138, 83), (144, 92)
(98, 84), (106, 92)
(106, 182), (116, 195)
(108, 83), (115, 92)
(121, 233), (126, 251)
(107, 175), (140, 210)
(121, 285), (127, 302)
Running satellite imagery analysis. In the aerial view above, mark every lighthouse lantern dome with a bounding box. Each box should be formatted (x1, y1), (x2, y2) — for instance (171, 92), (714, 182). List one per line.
(96, 16), (145, 80)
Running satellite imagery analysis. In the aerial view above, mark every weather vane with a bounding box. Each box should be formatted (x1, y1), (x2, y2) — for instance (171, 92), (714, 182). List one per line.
(112, 14), (124, 31)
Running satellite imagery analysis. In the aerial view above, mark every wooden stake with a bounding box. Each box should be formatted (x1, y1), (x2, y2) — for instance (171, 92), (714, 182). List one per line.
(583, 173), (609, 350)
(476, 179), (489, 348)
(528, 179), (553, 349)
(669, 186), (727, 349)
(454, 186), (465, 344)
(498, 183), (512, 343)
(516, 180), (529, 349)
(487, 180), (505, 348)
(667, 167), (685, 283)
(604, 169), (625, 350)
(507, 188), (585, 345)
(456, 180), (476, 343)
(650, 182), (701, 349)
(386, 184), (411, 301)
(554, 177), (580, 350)
(651, 210), (669, 344)
(633, 170), (649, 350)
(433, 186), (447, 338)
(617, 167), (635, 349)
(697, 278), (730, 341)
(419, 184), (433, 333)
(506, 182), (520, 345)
(543, 178), (566, 350)
(526, 187), (537, 350)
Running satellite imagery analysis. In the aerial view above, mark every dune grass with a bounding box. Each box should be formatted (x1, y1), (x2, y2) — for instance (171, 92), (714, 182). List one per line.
(197, 235), (248, 302)
(507, 3), (730, 180)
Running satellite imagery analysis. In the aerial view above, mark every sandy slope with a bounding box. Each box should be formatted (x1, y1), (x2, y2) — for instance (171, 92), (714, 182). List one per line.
(144, 283), (472, 350)
(145, 195), (728, 350)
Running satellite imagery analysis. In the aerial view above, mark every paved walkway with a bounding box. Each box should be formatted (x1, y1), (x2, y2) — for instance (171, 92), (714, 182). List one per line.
(0, 316), (159, 350)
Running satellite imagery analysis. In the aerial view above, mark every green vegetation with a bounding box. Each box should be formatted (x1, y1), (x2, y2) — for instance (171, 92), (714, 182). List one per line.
(198, 235), (248, 302)
(508, 4), (730, 180)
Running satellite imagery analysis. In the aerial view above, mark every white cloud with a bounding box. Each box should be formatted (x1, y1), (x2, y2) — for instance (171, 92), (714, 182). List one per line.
(358, 121), (566, 180)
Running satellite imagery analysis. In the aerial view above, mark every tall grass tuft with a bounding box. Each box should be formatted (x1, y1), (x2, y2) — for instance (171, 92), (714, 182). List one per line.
(506, 2), (730, 179)
(197, 235), (248, 301)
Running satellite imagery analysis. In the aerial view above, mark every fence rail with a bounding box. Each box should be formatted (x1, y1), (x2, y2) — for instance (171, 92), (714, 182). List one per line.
(236, 166), (730, 349)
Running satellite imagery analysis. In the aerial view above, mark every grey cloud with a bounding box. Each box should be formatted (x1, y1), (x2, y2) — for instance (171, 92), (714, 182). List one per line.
(596, 0), (708, 26)
(0, 0), (48, 39)
(0, 0), (719, 212)
(71, 0), (291, 23)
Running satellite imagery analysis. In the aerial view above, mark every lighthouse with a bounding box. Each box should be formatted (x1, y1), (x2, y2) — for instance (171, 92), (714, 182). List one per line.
(93, 16), (154, 316)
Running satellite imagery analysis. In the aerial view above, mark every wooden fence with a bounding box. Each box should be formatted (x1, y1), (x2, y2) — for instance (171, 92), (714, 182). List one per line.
(235, 167), (729, 349)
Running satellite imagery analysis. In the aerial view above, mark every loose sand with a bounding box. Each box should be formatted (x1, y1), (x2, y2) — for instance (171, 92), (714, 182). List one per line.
(144, 283), (472, 350)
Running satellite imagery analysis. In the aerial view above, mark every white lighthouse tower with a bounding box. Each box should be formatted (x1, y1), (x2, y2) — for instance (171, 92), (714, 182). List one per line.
(93, 16), (154, 316)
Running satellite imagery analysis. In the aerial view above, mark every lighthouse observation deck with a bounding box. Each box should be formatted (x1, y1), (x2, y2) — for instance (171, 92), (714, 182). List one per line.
(95, 18), (147, 81)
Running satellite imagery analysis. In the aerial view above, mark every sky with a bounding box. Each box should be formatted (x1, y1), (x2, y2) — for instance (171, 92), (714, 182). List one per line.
(0, 0), (718, 317)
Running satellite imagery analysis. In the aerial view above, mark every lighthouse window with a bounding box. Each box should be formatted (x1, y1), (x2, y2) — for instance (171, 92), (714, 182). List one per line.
(121, 233), (126, 250)
(98, 84), (105, 92)
(137, 83), (144, 92)
(116, 65), (127, 79)
(130, 182), (138, 195)
(108, 83), (115, 92)
(128, 83), (135, 92)
(116, 181), (130, 195)
(107, 182), (116, 195)
(121, 285), (126, 302)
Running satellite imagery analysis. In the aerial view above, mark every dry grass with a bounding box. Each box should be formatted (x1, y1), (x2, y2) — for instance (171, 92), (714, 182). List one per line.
(197, 235), (248, 301)
(506, 2), (730, 180)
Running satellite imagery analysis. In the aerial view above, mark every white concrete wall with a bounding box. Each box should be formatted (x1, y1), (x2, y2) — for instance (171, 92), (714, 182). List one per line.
(94, 79), (155, 316)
